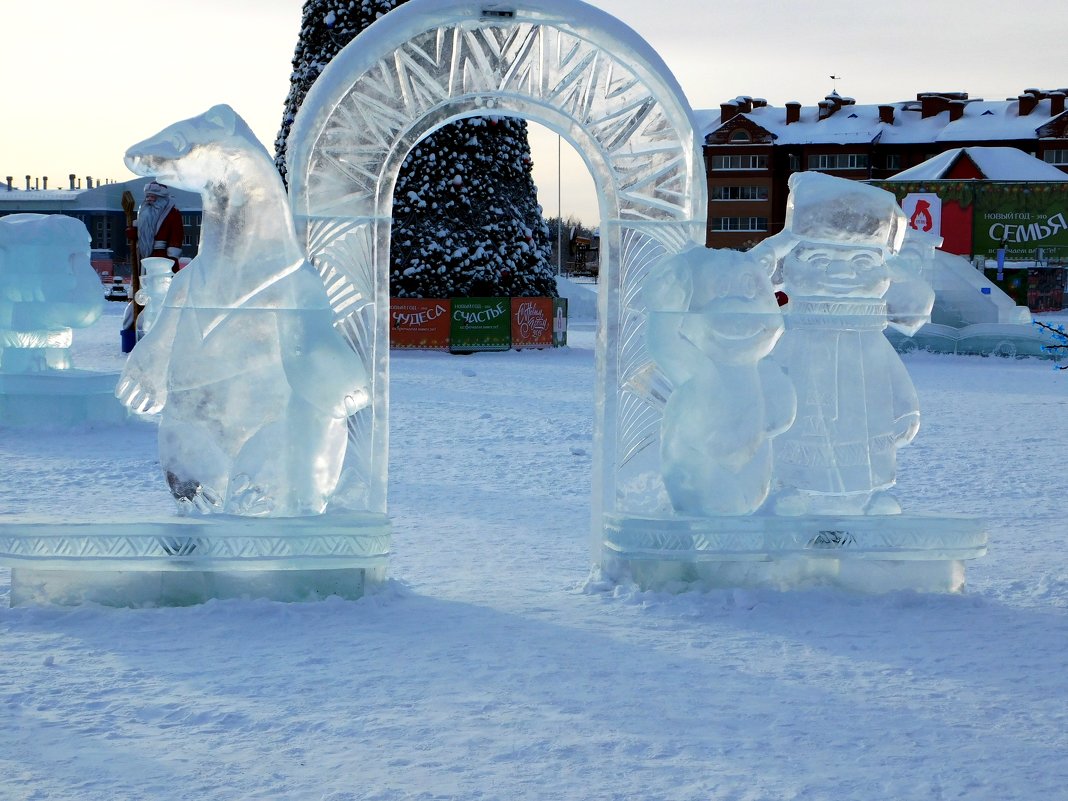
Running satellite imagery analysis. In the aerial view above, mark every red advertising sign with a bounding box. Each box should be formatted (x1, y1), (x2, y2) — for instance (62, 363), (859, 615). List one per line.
(510, 297), (554, 349)
(390, 298), (451, 349)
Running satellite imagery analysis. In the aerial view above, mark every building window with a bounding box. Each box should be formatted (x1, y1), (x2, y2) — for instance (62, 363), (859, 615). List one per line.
(711, 185), (769, 201)
(807, 153), (869, 171)
(1044, 149), (1068, 165)
(711, 216), (769, 232)
(92, 216), (113, 250)
(181, 215), (201, 248)
(710, 154), (768, 170)
(788, 153), (801, 173)
(729, 130), (751, 143)
(884, 154), (902, 170)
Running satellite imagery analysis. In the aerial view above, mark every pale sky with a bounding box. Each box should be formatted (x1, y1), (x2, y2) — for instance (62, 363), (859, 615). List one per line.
(3, 0), (1064, 225)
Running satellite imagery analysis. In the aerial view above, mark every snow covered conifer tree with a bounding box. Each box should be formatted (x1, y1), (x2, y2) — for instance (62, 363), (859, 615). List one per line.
(275, 0), (557, 298)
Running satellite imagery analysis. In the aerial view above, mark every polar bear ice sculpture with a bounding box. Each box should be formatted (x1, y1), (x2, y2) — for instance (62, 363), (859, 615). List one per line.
(646, 246), (795, 516)
(117, 105), (370, 516)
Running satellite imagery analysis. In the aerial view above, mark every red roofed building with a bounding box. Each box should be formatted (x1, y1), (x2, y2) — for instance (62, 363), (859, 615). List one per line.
(700, 88), (1068, 253)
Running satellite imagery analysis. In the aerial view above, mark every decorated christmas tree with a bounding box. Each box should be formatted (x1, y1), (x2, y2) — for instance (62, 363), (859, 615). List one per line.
(275, 0), (557, 298)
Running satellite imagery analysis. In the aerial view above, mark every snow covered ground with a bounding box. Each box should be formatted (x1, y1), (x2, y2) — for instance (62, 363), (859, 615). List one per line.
(1, 300), (1067, 801)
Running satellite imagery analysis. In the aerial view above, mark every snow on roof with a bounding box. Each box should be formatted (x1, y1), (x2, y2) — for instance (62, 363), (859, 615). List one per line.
(885, 146), (1068, 181)
(0, 177), (202, 211)
(0, 189), (81, 203)
(699, 95), (1067, 146)
(709, 102), (886, 145)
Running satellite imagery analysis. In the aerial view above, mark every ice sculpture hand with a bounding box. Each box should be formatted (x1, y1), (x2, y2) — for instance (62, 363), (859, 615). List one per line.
(646, 246), (794, 516)
(0, 214), (103, 373)
(885, 227), (937, 336)
(119, 104), (370, 517)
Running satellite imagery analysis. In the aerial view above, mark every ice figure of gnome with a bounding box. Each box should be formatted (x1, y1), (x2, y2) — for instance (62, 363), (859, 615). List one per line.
(117, 104), (370, 516)
(768, 172), (934, 516)
(646, 245), (795, 516)
(0, 214), (103, 373)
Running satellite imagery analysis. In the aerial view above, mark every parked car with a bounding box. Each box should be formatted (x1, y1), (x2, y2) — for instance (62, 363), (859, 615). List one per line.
(105, 277), (129, 302)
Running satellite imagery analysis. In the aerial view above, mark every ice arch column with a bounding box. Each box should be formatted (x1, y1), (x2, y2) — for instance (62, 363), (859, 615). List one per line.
(286, 0), (706, 557)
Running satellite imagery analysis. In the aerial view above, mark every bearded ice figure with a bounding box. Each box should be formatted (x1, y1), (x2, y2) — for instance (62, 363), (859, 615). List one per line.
(766, 172), (934, 516)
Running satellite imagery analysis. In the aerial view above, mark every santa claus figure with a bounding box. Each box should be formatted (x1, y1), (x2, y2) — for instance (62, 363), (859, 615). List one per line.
(132, 180), (185, 272)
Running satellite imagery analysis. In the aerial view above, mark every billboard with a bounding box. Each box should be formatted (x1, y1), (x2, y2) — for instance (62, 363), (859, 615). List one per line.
(511, 297), (554, 348)
(390, 298), (451, 349)
(973, 188), (1068, 262)
(450, 297), (511, 352)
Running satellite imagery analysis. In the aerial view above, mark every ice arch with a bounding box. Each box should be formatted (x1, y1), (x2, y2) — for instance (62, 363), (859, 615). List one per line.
(286, 0), (706, 561)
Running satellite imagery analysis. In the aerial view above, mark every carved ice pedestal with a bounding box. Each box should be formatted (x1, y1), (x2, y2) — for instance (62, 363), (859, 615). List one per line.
(0, 371), (127, 426)
(2, 514), (390, 606)
(601, 514), (987, 593)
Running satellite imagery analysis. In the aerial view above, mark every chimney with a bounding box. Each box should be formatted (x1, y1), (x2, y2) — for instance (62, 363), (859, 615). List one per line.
(878, 105), (895, 124)
(949, 100), (967, 121)
(1052, 92), (1066, 116)
(752, 98), (768, 109)
(34, 177), (39, 191)
(69, 173), (76, 190)
(1019, 93), (1038, 116)
(737, 96), (753, 113)
(5, 176), (11, 192)
(920, 94), (950, 118)
(42, 176), (48, 190)
(785, 101), (801, 124)
(817, 99), (836, 120)
(86, 176), (93, 189)
(25, 175), (31, 190)
(720, 100), (739, 124)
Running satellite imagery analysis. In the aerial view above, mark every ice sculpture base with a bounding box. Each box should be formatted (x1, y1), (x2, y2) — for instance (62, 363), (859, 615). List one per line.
(0, 513), (390, 607)
(602, 513), (987, 594)
(0, 370), (127, 426)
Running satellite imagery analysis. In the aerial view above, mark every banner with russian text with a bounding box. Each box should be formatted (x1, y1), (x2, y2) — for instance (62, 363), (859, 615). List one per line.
(390, 298), (451, 350)
(510, 297), (554, 348)
(450, 297), (511, 352)
(973, 186), (1068, 262)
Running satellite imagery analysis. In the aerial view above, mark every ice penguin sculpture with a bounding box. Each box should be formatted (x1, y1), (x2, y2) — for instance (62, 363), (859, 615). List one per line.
(767, 172), (933, 516)
(645, 245), (795, 516)
(117, 105), (370, 516)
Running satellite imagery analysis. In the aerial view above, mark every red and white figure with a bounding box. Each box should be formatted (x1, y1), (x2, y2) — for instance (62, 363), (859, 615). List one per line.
(902, 192), (942, 238)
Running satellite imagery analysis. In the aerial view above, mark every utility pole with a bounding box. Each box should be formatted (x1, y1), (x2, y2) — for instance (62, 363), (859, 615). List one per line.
(557, 133), (563, 276)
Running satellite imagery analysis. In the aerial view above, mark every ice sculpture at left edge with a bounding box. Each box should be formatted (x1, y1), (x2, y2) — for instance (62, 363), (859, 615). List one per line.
(118, 104), (371, 516)
(0, 213), (126, 426)
(0, 213), (103, 373)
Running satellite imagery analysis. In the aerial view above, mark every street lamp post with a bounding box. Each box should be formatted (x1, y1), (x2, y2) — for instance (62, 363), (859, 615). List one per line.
(557, 133), (563, 276)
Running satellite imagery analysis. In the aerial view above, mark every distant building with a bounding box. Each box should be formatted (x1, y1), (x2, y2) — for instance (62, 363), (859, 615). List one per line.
(0, 175), (202, 279)
(699, 88), (1068, 253)
(871, 146), (1068, 311)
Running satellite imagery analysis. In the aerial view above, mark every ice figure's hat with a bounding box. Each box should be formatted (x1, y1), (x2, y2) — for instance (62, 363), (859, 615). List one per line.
(785, 172), (905, 255)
